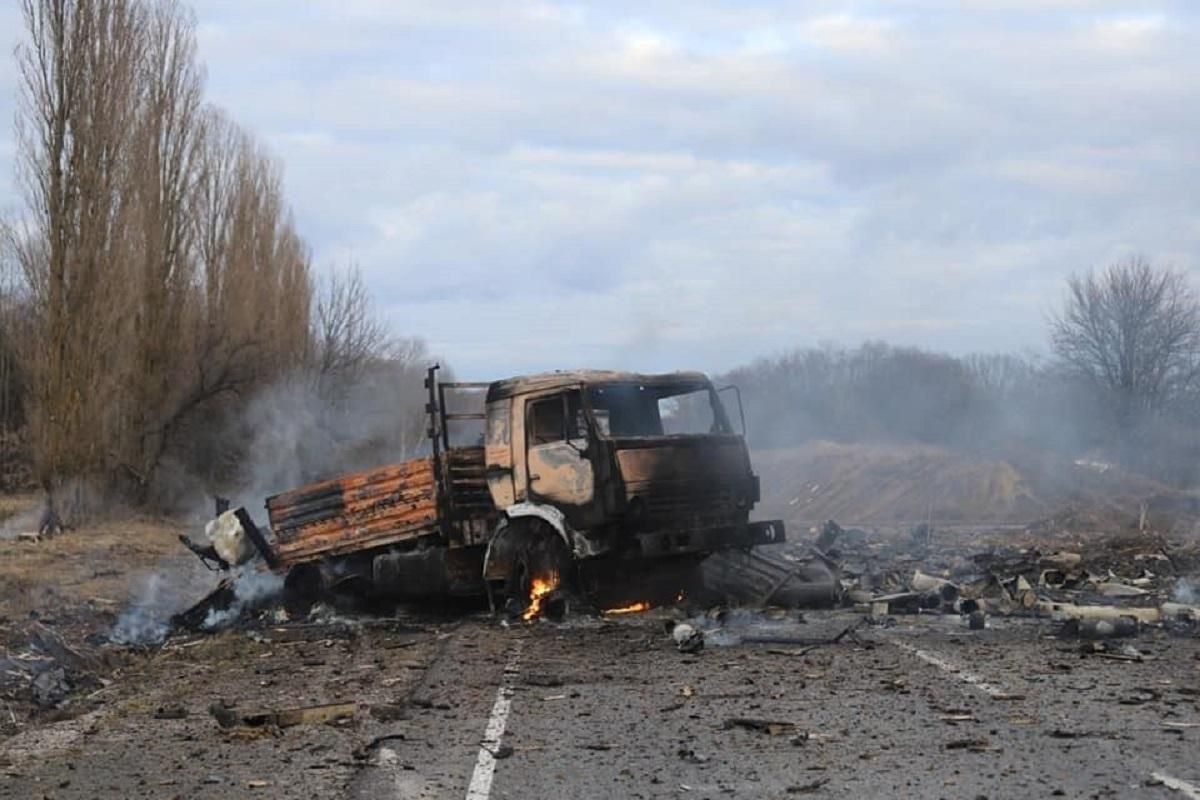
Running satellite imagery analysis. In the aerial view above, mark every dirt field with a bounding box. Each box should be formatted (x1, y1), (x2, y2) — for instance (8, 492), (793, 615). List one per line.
(755, 442), (1197, 530)
(3, 496), (1200, 799)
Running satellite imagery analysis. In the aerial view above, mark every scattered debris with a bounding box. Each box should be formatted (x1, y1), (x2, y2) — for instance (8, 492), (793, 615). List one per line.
(666, 621), (704, 653)
(786, 778), (830, 794)
(209, 701), (357, 730)
(701, 547), (838, 609)
(153, 705), (188, 720)
(30, 667), (69, 709)
(784, 517), (1200, 641)
(1065, 616), (1140, 639)
(944, 736), (995, 752)
(723, 717), (798, 736)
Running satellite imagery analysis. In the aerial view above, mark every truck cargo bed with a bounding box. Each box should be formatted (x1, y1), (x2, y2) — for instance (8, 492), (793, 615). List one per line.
(267, 458), (441, 565)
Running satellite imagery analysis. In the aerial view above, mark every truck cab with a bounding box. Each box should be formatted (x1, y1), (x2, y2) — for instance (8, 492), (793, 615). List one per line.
(472, 371), (782, 606)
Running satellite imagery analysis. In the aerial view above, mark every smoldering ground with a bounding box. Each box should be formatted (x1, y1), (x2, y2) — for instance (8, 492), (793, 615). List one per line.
(109, 561), (283, 646)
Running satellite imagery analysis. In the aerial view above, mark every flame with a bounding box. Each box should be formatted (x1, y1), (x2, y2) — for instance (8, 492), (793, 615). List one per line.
(602, 601), (651, 616)
(675, 590), (686, 604)
(522, 574), (559, 621)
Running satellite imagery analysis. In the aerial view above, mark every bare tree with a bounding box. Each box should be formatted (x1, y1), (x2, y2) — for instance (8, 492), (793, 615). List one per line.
(14, 0), (146, 486)
(12, 0), (315, 505)
(117, 0), (206, 490)
(1050, 256), (1200, 425)
(0, 238), (24, 432)
(311, 266), (390, 380)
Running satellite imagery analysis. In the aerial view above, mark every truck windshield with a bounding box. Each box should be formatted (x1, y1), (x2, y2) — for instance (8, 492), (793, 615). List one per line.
(586, 383), (730, 437)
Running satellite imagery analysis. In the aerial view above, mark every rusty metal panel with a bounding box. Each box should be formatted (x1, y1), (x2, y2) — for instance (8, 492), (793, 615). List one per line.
(484, 398), (514, 507)
(267, 460), (441, 566)
(443, 446), (500, 546)
(527, 442), (595, 506)
(614, 438), (749, 485)
(614, 439), (756, 529)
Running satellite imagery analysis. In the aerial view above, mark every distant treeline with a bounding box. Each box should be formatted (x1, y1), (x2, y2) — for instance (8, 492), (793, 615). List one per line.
(723, 340), (1200, 488)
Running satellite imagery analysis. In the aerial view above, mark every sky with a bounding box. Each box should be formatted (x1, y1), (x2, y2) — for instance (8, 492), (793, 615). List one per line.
(1, 1), (1197, 379)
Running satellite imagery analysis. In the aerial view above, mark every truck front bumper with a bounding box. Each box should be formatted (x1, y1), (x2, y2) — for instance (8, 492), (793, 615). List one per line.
(632, 519), (785, 558)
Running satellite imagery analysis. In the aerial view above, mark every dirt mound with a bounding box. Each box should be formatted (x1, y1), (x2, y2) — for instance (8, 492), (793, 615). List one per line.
(754, 440), (1192, 530)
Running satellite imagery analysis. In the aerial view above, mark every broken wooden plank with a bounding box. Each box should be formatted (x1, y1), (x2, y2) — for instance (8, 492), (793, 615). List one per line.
(212, 701), (358, 730)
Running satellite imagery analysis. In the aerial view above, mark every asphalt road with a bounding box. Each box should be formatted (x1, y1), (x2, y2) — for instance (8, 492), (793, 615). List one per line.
(4, 609), (1200, 799)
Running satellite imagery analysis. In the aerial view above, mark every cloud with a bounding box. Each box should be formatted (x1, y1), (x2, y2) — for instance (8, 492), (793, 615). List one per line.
(1090, 14), (1167, 50)
(799, 14), (897, 53)
(1, 2), (1198, 378)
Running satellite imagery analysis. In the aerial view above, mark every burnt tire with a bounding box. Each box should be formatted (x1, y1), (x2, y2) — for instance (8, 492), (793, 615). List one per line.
(503, 519), (573, 618)
(283, 564), (321, 619)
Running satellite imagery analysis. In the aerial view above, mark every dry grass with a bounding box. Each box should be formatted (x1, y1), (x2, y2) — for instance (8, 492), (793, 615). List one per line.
(0, 509), (186, 620)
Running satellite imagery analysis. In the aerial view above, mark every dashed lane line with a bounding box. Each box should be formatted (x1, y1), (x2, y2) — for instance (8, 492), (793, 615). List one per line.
(1153, 771), (1200, 799)
(890, 640), (1012, 698)
(465, 642), (523, 800)
(893, 639), (1199, 796)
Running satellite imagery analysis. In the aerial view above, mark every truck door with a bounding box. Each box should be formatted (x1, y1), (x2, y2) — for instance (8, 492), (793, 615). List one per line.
(484, 398), (516, 507)
(525, 390), (595, 508)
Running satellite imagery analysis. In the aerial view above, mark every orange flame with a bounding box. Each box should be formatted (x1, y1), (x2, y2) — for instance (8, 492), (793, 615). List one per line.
(522, 574), (559, 621)
(602, 601), (651, 616)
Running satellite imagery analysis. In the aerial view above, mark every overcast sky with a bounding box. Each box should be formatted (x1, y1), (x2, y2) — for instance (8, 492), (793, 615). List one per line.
(1, 2), (1197, 378)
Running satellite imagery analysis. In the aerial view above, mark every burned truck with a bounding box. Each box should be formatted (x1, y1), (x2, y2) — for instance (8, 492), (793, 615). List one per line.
(201, 367), (784, 615)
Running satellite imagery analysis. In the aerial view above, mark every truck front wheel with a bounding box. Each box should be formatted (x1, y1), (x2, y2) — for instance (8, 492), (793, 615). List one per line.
(501, 519), (572, 619)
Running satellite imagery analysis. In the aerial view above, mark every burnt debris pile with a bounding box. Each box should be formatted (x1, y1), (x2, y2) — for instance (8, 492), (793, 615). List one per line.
(0, 622), (108, 724)
(776, 518), (1200, 636)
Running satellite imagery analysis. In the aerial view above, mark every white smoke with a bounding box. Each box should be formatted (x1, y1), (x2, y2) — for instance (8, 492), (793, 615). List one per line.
(202, 569), (285, 630)
(685, 608), (806, 647)
(110, 558), (223, 646)
(0, 507), (41, 540)
(111, 572), (189, 646)
(1176, 580), (1197, 604)
(224, 355), (432, 513)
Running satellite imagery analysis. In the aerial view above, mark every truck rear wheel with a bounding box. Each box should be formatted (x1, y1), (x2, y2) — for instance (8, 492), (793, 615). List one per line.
(283, 564), (321, 618)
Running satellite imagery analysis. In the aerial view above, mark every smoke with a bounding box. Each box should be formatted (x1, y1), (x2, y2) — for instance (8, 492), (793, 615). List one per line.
(0, 507), (41, 540)
(110, 562), (286, 646)
(214, 354), (433, 515)
(139, 337), (436, 520)
(719, 342), (1200, 528)
(721, 344), (1102, 460)
(1176, 580), (1197, 604)
(110, 564), (210, 646)
(686, 608), (805, 648)
(201, 569), (285, 630)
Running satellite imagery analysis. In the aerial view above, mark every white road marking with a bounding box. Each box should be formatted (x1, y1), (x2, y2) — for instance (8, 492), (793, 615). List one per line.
(465, 642), (523, 800)
(891, 641), (1011, 698)
(1153, 772), (1200, 799)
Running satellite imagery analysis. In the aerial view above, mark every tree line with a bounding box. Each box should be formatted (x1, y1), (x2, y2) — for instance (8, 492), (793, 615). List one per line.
(725, 256), (1200, 488)
(0, 0), (418, 512)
